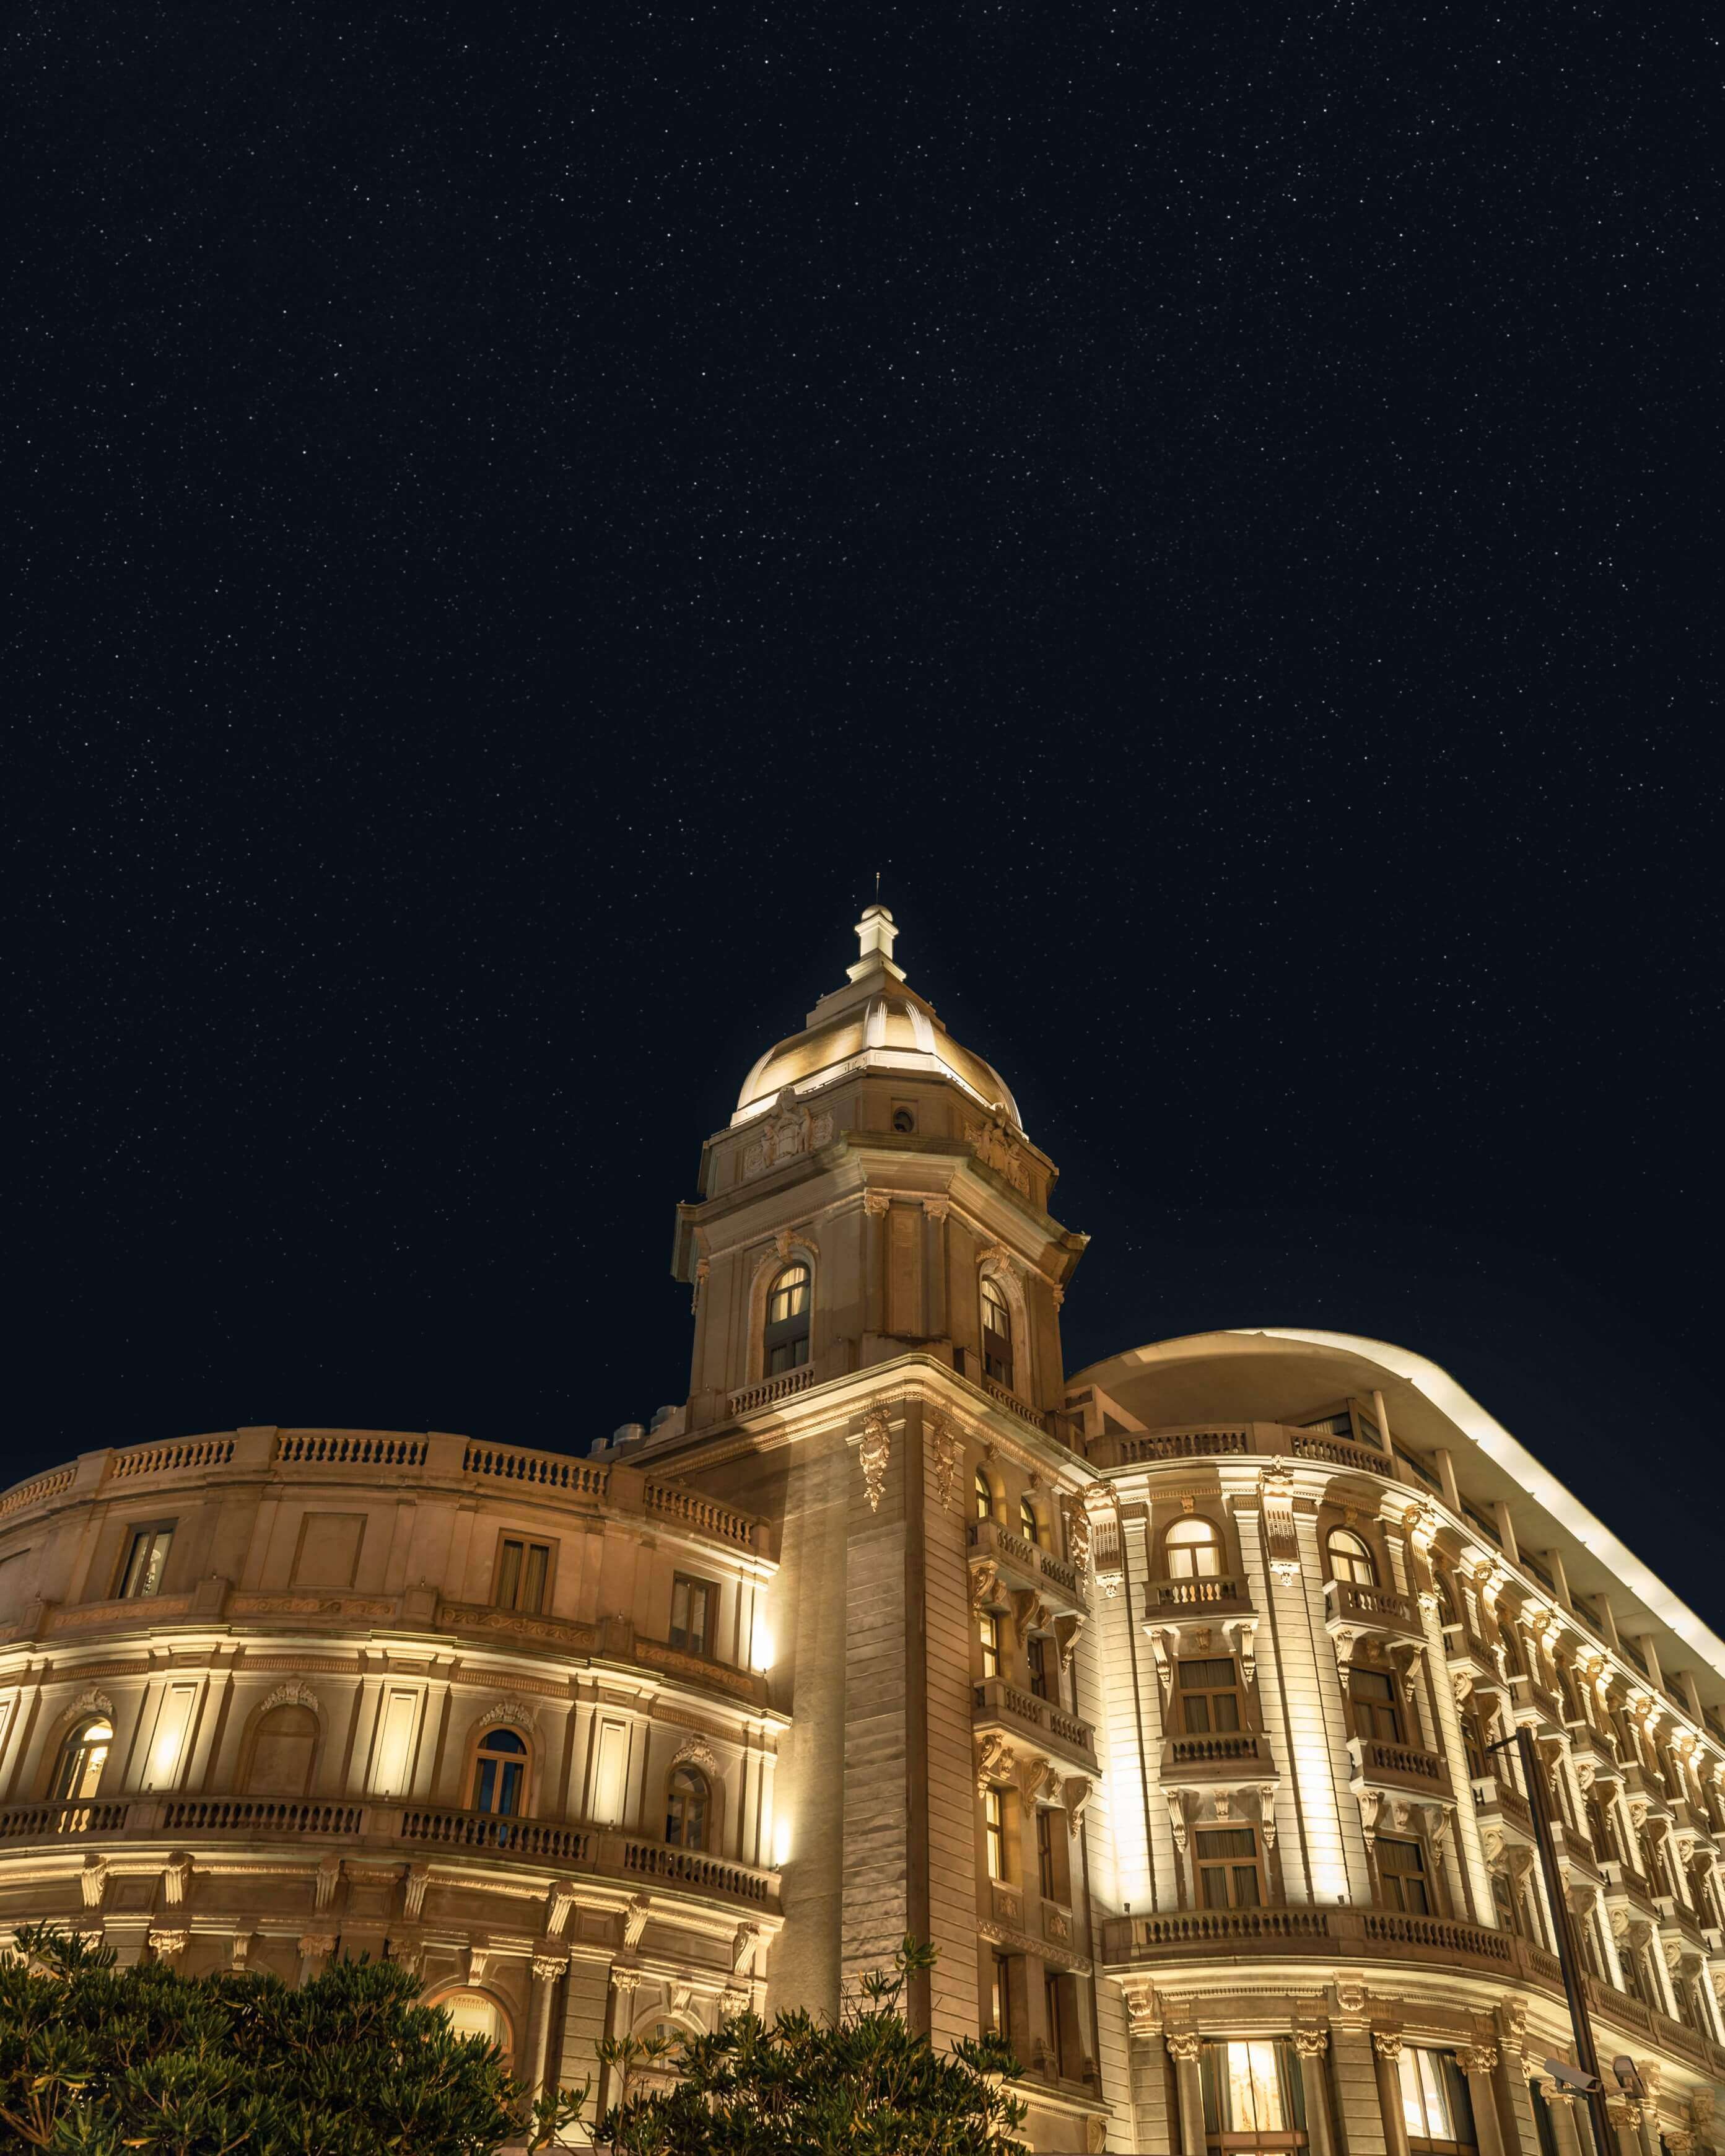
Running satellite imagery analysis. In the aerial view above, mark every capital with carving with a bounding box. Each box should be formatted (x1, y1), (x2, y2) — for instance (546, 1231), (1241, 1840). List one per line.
(1372, 2029), (1404, 2061)
(1460, 2046), (1498, 2076)
(1293, 2028), (1330, 2059)
(862, 1190), (892, 1218)
(532, 1952), (569, 1984)
(148, 1928), (189, 1962)
(610, 1966), (644, 1994)
(1166, 2030), (1203, 2066)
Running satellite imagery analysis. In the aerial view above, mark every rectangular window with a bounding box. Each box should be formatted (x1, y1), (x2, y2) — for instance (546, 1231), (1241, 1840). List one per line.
(1194, 1825), (1262, 1910)
(1044, 1972), (1068, 2077)
(979, 1612), (1002, 1680)
(1348, 1666), (1404, 1744)
(984, 1786), (1007, 1882)
(990, 1953), (1012, 2036)
(1397, 2046), (1475, 2150)
(1035, 1808), (1072, 1904)
(1177, 1656), (1242, 1735)
(1378, 1835), (1431, 1915)
(670, 1575), (715, 1657)
(118, 1523), (175, 1600)
(1199, 2039), (1306, 2141)
(495, 1537), (552, 1614)
(1027, 1635), (1049, 1700)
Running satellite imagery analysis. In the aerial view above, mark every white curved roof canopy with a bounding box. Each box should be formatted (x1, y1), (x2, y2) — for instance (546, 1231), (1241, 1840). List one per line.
(1070, 1324), (1725, 1696)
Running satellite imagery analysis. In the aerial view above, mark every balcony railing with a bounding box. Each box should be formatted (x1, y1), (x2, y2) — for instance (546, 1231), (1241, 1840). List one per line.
(1163, 1731), (1277, 1783)
(1324, 1578), (1425, 1639)
(967, 1518), (1086, 1610)
(1146, 1575), (1252, 1613)
(0, 1797), (780, 1908)
(727, 1367), (814, 1417)
(1352, 1737), (1448, 1791)
(972, 1675), (1098, 1771)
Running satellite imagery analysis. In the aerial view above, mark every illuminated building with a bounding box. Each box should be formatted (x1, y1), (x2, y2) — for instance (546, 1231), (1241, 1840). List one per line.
(0, 907), (1720, 2151)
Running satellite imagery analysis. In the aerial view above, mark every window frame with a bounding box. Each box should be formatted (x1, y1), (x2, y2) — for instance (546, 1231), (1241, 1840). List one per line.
(665, 1763), (710, 1849)
(468, 1725), (530, 1818)
(670, 1573), (718, 1659)
(492, 1532), (556, 1616)
(1194, 1824), (1264, 1911)
(762, 1260), (812, 1376)
(1348, 1664), (1405, 1745)
(979, 1609), (1003, 1681)
(983, 1784), (1008, 1882)
(116, 1521), (176, 1601)
(1164, 1515), (1226, 1581)
(1177, 1654), (1245, 1736)
(1397, 2045), (1476, 2154)
(49, 1716), (113, 1804)
(980, 1276), (1014, 1387)
(1376, 1833), (1432, 1916)
(1326, 1527), (1376, 1587)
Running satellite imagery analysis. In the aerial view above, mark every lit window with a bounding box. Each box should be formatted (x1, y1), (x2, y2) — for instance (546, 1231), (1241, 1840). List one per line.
(990, 1953), (1012, 2035)
(764, 1262), (811, 1375)
(50, 1719), (112, 1803)
(1349, 1667), (1404, 1744)
(1019, 1496), (1042, 1547)
(442, 1990), (508, 2056)
(1377, 1835), (1430, 1915)
(1199, 2040), (1305, 2141)
(980, 1278), (1013, 1386)
(1164, 1517), (1223, 1580)
(1177, 1657), (1242, 1735)
(1194, 1826), (1262, 1909)
(984, 1786), (1007, 1881)
(670, 1576), (714, 1657)
(471, 1728), (526, 1817)
(979, 1610), (1002, 1680)
(666, 1765), (709, 1848)
(1397, 2046), (1475, 2149)
(494, 1537), (551, 1615)
(1327, 1528), (1376, 1586)
(974, 1469), (995, 1522)
(118, 1524), (174, 1600)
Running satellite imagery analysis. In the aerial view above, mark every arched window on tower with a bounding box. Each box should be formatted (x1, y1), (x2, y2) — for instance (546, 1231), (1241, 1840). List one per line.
(980, 1278), (1013, 1387)
(50, 1718), (111, 1804)
(666, 1765), (709, 1849)
(764, 1262), (811, 1376)
(975, 1468), (996, 1523)
(1327, 1528), (1376, 1587)
(1020, 1496), (1043, 1547)
(470, 1728), (527, 1818)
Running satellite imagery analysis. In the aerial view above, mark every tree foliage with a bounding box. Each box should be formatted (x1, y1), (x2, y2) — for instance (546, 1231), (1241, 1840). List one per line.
(0, 1926), (588, 2156)
(597, 1938), (1028, 2156)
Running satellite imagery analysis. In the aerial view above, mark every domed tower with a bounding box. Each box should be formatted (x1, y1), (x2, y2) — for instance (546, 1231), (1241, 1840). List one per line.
(671, 906), (1088, 1432)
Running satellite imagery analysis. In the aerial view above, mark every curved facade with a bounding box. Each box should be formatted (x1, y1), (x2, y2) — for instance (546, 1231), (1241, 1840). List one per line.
(0, 1430), (783, 2103)
(4, 907), (1721, 2153)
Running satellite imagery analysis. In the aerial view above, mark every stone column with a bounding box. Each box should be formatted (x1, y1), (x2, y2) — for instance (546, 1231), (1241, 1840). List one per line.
(1373, 2032), (1412, 2156)
(922, 1199), (949, 1340)
(1295, 2028), (1335, 2156)
(1544, 2090), (1587, 2156)
(1167, 2030), (1206, 2156)
(862, 1191), (889, 1337)
(1330, 2020), (1389, 2156)
(526, 1952), (567, 2101)
(297, 1932), (335, 1986)
(1461, 2047), (1506, 2156)
(1604, 2100), (1641, 2156)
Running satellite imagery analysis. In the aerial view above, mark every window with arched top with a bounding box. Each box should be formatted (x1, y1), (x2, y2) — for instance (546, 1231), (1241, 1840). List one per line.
(1327, 1528), (1376, 1587)
(242, 1702), (318, 1798)
(470, 1728), (527, 1817)
(666, 1764), (709, 1849)
(975, 1467), (996, 1523)
(1019, 1496), (1042, 1547)
(1164, 1517), (1223, 1581)
(439, 1989), (512, 2062)
(764, 1262), (811, 1376)
(50, 1718), (111, 1803)
(980, 1277), (1013, 1387)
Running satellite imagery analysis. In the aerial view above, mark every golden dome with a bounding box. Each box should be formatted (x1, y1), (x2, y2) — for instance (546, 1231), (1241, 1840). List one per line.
(733, 907), (1023, 1131)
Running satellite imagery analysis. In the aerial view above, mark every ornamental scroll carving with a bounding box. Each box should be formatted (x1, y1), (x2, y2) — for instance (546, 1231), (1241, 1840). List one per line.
(743, 1089), (834, 1179)
(673, 1732), (720, 1776)
(1261, 1460), (1300, 1585)
(927, 1413), (963, 1514)
(857, 1407), (891, 1512)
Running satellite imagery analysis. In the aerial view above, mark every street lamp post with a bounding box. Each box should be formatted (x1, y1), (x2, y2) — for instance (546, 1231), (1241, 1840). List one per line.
(1488, 1727), (1618, 2156)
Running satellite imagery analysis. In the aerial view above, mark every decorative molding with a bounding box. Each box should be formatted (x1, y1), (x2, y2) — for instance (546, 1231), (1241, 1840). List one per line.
(1371, 2029), (1404, 2060)
(672, 1732), (720, 1777)
(976, 1734), (1015, 1794)
(79, 1856), (108, 1909)
(532, 1952), (569, 1983)
(856, 1407), (891, 1512)
(148, 1929), (189, 1962)
(1166, 2030), (1202, 2065)
(743, 1091), (833, 1179)
(927, 1414), (963, 1514)
(256, 1680), (320, 1718)
(1293, 2027), (1329, 2059)
(1260, 1462), (1301, 1584)
(474, 1697), (539, 1737)
(622, 1895), (652, 1952)
(862, 1190), (893, 1219)
(162, 1853), (192, 1906)
(964, 1121), (1031, 1197)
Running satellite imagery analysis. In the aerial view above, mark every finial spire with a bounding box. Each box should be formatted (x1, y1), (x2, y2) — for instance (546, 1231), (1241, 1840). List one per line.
(847, 902), (906, 984)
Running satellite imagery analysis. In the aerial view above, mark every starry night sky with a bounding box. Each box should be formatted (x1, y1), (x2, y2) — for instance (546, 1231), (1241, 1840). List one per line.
(9, 9), (1721, 1621)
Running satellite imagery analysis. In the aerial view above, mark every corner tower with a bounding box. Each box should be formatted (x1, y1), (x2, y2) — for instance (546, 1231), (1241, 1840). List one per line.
(671, 906), (1088, 1431)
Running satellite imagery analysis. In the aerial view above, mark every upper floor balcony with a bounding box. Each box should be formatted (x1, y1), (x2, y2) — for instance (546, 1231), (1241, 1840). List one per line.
(966, 1516), (1086, 1617)
(1324, 1577), (1427, 1650)
(1161, 1730), (1279, 1790)
(1087, 1420), (1398, 1482)
(972, 1674), (1099, 1775)
(1143, 1572), (1253, 1618)
(1350, 1735), (1451, 1801)
(0, 1792), (783, 1914)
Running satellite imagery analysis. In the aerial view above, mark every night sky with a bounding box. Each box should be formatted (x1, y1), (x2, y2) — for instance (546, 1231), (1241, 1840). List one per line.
(9, 10), (1721, 1623)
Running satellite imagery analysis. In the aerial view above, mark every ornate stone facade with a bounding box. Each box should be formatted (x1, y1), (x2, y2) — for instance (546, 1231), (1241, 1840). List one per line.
(4, 906), (1721, 2153)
